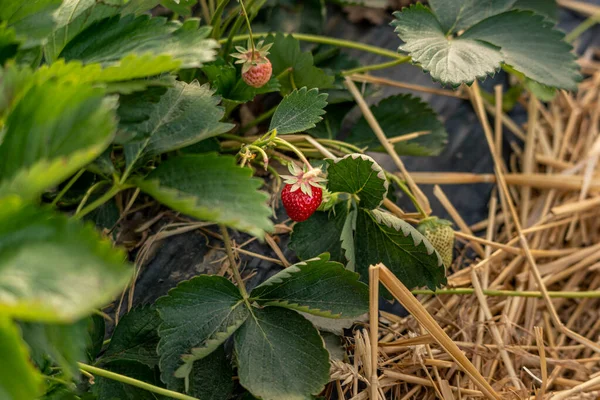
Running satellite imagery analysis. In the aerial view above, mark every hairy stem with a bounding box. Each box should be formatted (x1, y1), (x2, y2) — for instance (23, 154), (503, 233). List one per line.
(341, 57), (409, 76)
(78, 363), (198, 400)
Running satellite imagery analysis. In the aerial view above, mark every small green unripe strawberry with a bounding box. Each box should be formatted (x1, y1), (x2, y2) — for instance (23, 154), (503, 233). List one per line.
(417, 217), (454, 268)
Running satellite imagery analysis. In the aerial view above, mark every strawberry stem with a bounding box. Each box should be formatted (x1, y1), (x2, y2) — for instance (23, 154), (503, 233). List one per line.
(238, 0), (255, 54)
(221, 225), (249, 299)
(273, 137), (312, 169)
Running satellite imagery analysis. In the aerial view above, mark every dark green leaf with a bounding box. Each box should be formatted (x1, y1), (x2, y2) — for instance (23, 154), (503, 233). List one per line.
(326, 154), (389, 210)
(264, 33), (334, 93)
(514, 0), (557, 20)
(307, 103), (351, 139)
(0, 23), (20, 64)
(0, 316), (42, 399)
(0, 196), (132, 322)
(20, 319), (88, 380)
(60, 15), (217, 69)
(123, 81), (233, 174)
(135, 154), (273, 238)
(0, 73), (116, 201)
(185, 346), (233, 400)
(269, 87), (328, 134)
(428, 0), (515, 33)
(392, 5), (581, 90)
(87, 314), (105, 362)
(354, 208), (446, 290)
(202, 62), (280, 103)
(289, 201), (349, 262)
(0, 0), (62, 47)
(340, 206), (357, 271)
(156, 275), (248, 388)
(101, 306), (161, 368)
(348, 94), (448, 156)
(235, 307), (329, 400)
(251, 253), (369, 318)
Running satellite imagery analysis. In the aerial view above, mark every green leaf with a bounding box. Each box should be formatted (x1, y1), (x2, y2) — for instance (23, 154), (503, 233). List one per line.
(354, 208), (446, 290)
(156, 275), (248, 388)
(392, 5), (581, 90)
(0, 76), (116, 201)
(0, 316), (42, 399)
(20, 319), (88, 380)
(135, 154), (273, 238)
(251, 253), (369, 318)
(428, 0), (515, 34)
(326, 154), (388, 210)
(100, 306), (161, 368)
(123, 81), (233, 174)
(306, 103), (350, 139)
(0, 23), (20, 64)
(348, 94), (448, 156)
(514, 0), (557, 21)
(87, 314), (105, 362)
(340, 206), (357, 271)
(0, 196), (132, 322)
(92, 360), (165, 400)
(269, 87), (328, 135)
(184, 346), (234, 400)
(235, 307), (330, 400)
(289, 201), (349, 262)
(0, 0), (62, 47)
(60, 15), (218, 69)
(160, 0), (196, 16)
(265, 33), (334, 93)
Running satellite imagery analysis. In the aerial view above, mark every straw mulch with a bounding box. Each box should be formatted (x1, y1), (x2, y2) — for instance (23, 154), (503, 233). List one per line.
(330, 47), (600, 400)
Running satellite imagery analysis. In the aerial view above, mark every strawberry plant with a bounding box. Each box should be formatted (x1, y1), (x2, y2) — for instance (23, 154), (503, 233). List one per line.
(0, 0), (581, 399)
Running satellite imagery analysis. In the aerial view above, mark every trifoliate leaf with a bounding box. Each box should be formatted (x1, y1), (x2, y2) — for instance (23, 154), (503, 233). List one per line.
(326, 154), (388, 210)
(289, 201), (349, 262)
(235, 307), (329, 400)
(354, 208), (446, 290)
(269, 87), (328, 135)
(264, 33), (334, 93)
(122, 81), (233, 175)
(392, 4), (580, 90)
(156, 275), (248, 388)
(0, 196), (132, 322)
(100, 305), (161, 368)
(134, 154), (273, 238)
(0, 316), (42, 399)
(20, 319), (88, 380)
(0, 0), (62, 47)
(0, 73), (116, 201)
(59, 15), (218, 69)
(348, 94), (448, 156)
(251, 253), (368, 318)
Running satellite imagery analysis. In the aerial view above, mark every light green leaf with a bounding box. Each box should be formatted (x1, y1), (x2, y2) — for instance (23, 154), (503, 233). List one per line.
(0, 196), (132, 322)
(20, 319), (88, 380)
(123, 81), (233, 174)
(340, 206), (357, 272)
(428, 0), (515, 33)
(326, 154), (388, 210)
(160, 0), (196, 16)
(269, 87), (328, 135)
(251, 253), (369, 318)
(59, 15), (218, 69)
(348, 94), (448, 156)
(156, 275), (248, 388)
(392, 4), (503, 87)
(0, 75), (116, 201)
(392, 4), (581, 90)
(100, 305), (161, 368)
(355, 208), (446, 290)
(264, 33), (334, 94)
(135, 154), (273, 238)
(0, 316), (42, 399)
(235, 307), (330, 400)
(289, 201), (349, 262)
(0, 0), (61, 47)
(461, 10), (580, 91)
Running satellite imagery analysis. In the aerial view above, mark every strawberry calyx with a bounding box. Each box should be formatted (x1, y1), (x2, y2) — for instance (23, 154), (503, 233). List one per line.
(280, 163), (327, 197)
(230, 39), (273, 74)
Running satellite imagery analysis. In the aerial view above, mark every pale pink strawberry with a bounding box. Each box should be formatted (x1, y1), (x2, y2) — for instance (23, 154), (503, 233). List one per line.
(231, 40), (273, 89)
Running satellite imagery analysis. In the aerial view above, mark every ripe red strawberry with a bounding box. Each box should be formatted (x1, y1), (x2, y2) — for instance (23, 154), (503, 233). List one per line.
(282, 184), (322, 222)
(231, 40), (273, 89)
(280, 163), (327, 222)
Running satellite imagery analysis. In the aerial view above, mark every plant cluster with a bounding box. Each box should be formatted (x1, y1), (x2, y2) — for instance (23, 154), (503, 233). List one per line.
(0, 0), (580, 399)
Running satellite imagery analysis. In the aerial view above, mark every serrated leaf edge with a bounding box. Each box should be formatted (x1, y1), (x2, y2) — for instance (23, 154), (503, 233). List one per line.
(330, 153), (389, 208)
